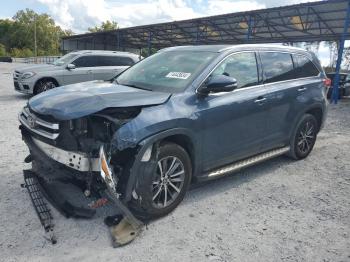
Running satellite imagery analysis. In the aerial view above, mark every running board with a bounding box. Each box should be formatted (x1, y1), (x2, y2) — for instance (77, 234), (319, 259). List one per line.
(205, 146), (290, 179)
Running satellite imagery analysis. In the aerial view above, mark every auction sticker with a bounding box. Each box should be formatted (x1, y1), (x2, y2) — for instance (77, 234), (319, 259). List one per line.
(166, 72), (191, 79)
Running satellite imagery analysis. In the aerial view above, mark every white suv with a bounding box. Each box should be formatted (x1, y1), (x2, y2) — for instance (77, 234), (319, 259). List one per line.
(13, 50), (140, 95)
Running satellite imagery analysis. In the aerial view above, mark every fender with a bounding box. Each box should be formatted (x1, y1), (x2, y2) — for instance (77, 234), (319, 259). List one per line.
(288, 102), (326, 140)
(122, 128), (200, 202)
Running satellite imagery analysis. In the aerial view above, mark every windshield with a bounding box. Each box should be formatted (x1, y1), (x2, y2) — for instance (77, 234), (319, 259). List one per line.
(53, 53), (78, 66)
(116, 51), (218, 92)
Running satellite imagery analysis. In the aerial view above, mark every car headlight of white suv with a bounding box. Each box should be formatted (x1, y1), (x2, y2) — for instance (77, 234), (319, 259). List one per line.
(21, 72), (36, 79)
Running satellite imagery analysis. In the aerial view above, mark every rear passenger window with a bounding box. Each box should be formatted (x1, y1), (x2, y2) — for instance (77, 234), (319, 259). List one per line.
(293, 54), (319, 78)
(117, 57), (135, 66)
(97, 56), (135, 66)
(260, 52), (294, 83)
(73, 55), (135, 67)
(211, 52), (259, 89)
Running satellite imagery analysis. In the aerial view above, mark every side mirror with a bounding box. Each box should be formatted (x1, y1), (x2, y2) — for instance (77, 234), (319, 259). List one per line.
(66, 63), (76, 70)
(198, 75), (237, 95)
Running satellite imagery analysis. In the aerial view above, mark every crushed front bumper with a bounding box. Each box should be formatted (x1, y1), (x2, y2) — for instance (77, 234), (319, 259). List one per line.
(20, 128), (144, 246)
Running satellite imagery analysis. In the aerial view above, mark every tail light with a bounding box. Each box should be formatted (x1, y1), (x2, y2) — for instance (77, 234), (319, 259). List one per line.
(323, 78), (331, 88)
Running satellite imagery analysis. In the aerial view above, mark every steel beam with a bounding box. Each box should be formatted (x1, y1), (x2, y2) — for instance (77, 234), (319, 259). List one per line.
(331, 0), (350, 104)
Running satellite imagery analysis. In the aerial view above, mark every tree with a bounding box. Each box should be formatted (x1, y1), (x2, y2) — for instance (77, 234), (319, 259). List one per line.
(0, 9), (74, 57)
(0, 43), (6, 56)
(88, 20), (118, 32)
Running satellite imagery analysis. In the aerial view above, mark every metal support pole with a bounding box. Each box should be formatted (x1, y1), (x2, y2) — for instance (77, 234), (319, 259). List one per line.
(34, 15), (37, 57)
(148, 31), (152, 56)
(331, 1), (350, 104)
(246, 16), (252, 42)
(117, 31), (120, 51)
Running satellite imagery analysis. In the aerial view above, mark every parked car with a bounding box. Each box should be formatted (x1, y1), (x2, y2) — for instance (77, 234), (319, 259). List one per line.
(0, 56), (12, 63)
(326, 72), (350, 99)
(19, 44), (328, 221)
(13, 50), (140, 95)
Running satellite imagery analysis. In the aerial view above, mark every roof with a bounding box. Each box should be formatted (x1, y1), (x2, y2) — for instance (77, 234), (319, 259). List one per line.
(160, 44), (308, 53)
(71, 50), (138, 56)
(61, 0), (350, 50)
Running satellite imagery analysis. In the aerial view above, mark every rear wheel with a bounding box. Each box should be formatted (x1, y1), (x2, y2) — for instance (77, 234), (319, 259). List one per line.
(130, 142), (192, 220)
(35, 79), (57, 94)
(289, 114), (318, 160)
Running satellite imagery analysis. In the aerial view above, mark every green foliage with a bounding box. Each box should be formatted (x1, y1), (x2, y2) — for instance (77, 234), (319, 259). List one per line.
(140, 47), (158, 58)
(10, 47), (33, 57)
(0, 9), (74, 57)
(0, 43), (6, 56)
(88, 20), (118, 32)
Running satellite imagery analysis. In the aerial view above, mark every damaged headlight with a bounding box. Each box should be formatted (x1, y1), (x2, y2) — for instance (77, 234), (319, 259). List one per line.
(99, 146), (118, 193)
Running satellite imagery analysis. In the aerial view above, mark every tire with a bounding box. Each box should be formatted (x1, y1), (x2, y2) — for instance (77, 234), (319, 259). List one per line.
(288, 114), (318, 160)
(35, 79), (57, 94)
(129, 142), (192, 220)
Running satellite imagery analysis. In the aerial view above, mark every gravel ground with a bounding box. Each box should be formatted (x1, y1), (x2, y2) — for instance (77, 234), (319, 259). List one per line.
(0, 62), (349, 262)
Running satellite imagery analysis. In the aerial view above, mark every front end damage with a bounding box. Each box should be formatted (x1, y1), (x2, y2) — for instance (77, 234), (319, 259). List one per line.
(19, 105), (156, 247)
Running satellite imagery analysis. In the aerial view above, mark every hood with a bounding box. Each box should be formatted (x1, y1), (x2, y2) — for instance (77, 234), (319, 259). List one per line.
(16, 64), (58, 73)
(28, 81), (171, 120)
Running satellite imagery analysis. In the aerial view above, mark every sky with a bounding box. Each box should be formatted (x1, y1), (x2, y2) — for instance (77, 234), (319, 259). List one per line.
(1, 0), (321, 32)
(1, 0), (347, 66)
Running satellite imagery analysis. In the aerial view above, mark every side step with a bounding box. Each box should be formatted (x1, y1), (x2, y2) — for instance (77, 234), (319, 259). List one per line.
(205, 146), (290, 179)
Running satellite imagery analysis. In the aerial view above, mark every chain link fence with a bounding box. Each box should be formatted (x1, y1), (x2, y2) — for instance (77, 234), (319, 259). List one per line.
(11, 56), (60, 64)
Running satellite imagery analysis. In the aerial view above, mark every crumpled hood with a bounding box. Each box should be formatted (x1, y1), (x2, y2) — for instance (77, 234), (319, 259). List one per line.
(16, 64), (59, 73)
(28, 81), (171, 120)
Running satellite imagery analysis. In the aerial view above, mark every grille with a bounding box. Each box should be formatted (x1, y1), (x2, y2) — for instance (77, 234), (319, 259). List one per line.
(19, 107), (60, 140)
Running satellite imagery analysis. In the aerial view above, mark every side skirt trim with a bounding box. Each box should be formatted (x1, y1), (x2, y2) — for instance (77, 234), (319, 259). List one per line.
(205, 146), (290, 178)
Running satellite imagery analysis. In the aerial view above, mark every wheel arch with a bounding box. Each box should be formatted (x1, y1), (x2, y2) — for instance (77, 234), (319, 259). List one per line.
(305, 106), (323, 132)
(123, 128), (199, 202)
(33, 77), (60, 94)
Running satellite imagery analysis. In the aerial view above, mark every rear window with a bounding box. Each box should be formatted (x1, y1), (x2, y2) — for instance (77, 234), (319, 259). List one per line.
(260, 52), (295, 83)
(96, 56), (135, 66)
(293, 54), (319, 78)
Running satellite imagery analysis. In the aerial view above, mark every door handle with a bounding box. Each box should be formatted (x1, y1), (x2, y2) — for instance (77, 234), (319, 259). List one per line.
(87, 70), (93, 74)
(298, 87), (307, 92)
(254, 96), (267, 104)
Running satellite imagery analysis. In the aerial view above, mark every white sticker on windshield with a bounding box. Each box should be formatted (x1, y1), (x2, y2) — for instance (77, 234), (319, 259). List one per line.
(166, 72), (191, 79)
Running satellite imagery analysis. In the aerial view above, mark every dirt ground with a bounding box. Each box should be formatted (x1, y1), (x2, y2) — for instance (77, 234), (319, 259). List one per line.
(0, 62), (349, 262)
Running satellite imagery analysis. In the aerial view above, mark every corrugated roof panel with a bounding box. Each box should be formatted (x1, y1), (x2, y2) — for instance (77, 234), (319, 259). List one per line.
(61, 0), (350, 50)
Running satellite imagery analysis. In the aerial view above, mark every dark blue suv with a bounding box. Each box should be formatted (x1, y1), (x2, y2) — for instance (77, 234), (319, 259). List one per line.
(20, 44), (328, 219)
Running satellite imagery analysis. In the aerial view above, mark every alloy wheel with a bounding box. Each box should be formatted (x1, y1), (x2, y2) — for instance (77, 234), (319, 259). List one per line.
(152, 156), (185, 208)
(297, 120), (315, 154)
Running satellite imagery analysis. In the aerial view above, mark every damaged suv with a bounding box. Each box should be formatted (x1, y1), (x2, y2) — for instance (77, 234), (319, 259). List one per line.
(19, 45), (328, 221)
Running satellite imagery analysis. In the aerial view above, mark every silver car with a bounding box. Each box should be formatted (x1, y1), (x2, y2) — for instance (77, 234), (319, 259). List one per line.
(13, 50), (140, 95)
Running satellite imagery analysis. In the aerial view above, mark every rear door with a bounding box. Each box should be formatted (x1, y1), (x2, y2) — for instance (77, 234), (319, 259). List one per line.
(92, 55), (135, 80)
(260, 51), (321, 151)
(62, 55), (94, 85)
(200, 52), (270, 171)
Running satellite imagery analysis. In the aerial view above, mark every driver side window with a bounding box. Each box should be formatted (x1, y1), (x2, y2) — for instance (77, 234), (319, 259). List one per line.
(211, 52), (259, 89)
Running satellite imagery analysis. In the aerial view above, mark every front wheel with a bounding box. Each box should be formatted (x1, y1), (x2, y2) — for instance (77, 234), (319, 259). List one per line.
(130, 142), (192, 220)
(288, 114), (318, 160)
(35, 80), (57, 94)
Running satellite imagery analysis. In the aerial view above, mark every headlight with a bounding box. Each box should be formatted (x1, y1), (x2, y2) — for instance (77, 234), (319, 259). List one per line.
(21, 72), (36, 79)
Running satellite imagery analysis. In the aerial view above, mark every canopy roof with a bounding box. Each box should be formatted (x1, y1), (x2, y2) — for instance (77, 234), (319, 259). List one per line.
(61, 0), (350, 51)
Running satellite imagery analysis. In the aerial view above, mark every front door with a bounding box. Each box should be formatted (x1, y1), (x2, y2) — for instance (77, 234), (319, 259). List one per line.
(63, 56), (94, 85)
(199, 52), (270, 171)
